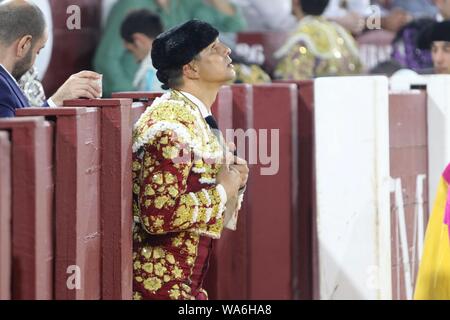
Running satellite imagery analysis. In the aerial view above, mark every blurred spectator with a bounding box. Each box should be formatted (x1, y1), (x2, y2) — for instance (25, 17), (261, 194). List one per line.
(18, 66), (45, 106)
(0, 0), (101, 118)
(323, 0), (372, 35)
(231, 0), (296, 32)
(94, 0), (247, 97)
(391, 18), (435, 71)
(120, 9), (163, 92)
(274, 0), (362, 80)
(232, 56), (271, 84)
(434, 0), (450, 20)
(324, 1), (413, 34)
(369, 59), (403, 76)
(377, 0), (437, 19)
(417, 20), (450, 74)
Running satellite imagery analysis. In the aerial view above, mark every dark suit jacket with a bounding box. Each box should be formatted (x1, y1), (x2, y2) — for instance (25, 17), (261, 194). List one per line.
(0, 66), (49, 118)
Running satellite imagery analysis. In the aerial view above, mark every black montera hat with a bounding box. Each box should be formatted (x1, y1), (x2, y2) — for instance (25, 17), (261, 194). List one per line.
(151, 19), (219, 84)
(417, 20), (450, 50)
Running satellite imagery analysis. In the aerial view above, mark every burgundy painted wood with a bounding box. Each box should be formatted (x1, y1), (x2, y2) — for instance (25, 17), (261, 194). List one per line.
(204, 85), (245, 300)
(111, 92), (161, 122)
(218, 84), (253, 299)
(112, 92), (163, 101)
(215, 84), (298, 299)
(16, 108), (101, 300)
(132, 103), (147, 123)
(249, 84), (298, 299)
(389, 91), (429, 300)
(0, 117), (54, 300)
(276, 80), (316, 300)
(211, 86), (233, 134)
(0, 132), (11, 300)
(63, 98), (135, 300)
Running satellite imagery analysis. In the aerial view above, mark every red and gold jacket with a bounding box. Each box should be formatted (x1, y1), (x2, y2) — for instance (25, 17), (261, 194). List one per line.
(131, 90), (239, 300)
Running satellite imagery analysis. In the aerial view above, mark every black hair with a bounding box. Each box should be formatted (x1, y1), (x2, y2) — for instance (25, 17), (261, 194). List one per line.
(299, 0), (330, 16)
(120, 9), (163, 43)
(0, 1), (46, 47)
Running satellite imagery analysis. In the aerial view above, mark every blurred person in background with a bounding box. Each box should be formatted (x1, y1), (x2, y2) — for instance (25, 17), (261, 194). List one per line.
(380, 0), (450, 72)
(0, 0), (101, 118)
(121, 9), (164, 92)
(274, 0), (362, 80)
(417, 20), (450, 74)
(390, 18), (435, 72)
(376, 0), (438, 19)
(434, 0), (450, 20)
(373, 0), (413, 32)
(323, 0), (372, 35)
(18, 66), (45, 106)
(94, 0), (246, 97)
(0, 0), (45, 106)
(231, 0), (297, 32)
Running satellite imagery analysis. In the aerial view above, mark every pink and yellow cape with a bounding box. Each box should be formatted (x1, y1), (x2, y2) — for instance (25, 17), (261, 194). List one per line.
(414, 164), (450, 299)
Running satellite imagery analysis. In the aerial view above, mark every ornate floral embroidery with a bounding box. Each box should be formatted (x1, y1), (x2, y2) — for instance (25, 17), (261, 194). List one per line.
(132, 90), (242, 300)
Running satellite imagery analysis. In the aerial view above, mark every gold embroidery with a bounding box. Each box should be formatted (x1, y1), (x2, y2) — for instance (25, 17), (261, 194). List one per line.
(154, 263), (167, 277)
(153, 247), (165, 259)
(155, 196), (169, 209)
(132, 161), (141, 171)
(152, 173), (163, 185)
(133, 292), (143, 300)
(144, 277), (162, 292)
(166, 254), (176, 265)
(145, 185), (155, 196)
(142, 263), (153, 274)
(172, 266), (183, 279)
(164, 172), (176, 184)
(168, 186), (179, 197)
(169, 285), (181, 300)
(135, 276), (143, 283)
(141, 247), (152, 260)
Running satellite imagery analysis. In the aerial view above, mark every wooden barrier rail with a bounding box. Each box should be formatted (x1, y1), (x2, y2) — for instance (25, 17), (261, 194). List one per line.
(0, 117), (54, 300)
(0, 132), (11, 300)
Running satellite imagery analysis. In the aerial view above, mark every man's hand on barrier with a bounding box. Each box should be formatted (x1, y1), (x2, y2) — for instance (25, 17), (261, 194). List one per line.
(50, 71), (102, 106)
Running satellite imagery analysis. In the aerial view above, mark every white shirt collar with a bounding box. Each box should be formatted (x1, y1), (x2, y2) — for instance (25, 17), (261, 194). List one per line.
(0, 64), (20, 87)
(180, 91), (211, 118)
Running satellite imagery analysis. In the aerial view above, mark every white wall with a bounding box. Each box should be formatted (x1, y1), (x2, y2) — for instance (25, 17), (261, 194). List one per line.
(314, 76), (392, 300)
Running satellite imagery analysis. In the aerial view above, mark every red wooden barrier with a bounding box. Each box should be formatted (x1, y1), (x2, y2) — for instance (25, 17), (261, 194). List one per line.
(112, 92), (160, 122)
(0, 132), (11, 300)
(112, 92), (163, 102)
(211, 86), (233, 133)
(389, 91), (429, 300)
(249, 84), (298, 299)
(0, 117), (54, 300)
(211, 84), (298, 299)
(16, 108), (101, 300)
(277, 80), (316, 300)
(63, 99), (135, 300)
(204, 85), (246, 300)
